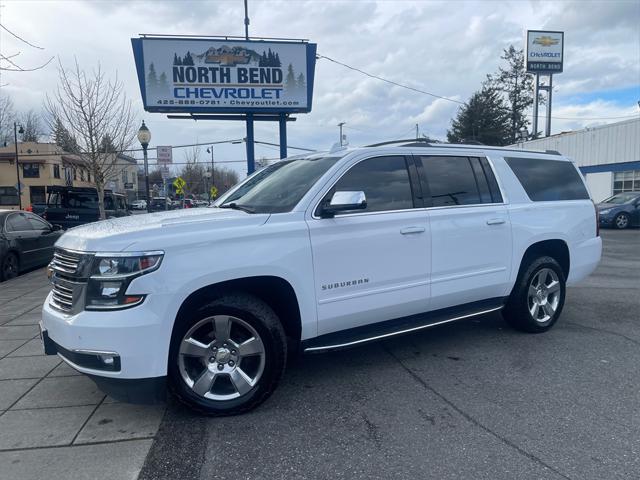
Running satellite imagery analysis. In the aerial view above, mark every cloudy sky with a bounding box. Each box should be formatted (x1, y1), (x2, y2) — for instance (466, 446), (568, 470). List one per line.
(1, 0), (639, 177)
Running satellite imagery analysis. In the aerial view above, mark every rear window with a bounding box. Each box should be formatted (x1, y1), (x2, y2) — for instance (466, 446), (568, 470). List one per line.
(48, 191), (99, 209)
(505, 157), (589, 202)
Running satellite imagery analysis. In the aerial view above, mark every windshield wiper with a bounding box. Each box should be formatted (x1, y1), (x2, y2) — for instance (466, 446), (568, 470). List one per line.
(218, 202), (255, 214)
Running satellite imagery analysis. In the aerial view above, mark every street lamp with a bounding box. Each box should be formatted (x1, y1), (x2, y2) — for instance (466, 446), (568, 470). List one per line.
(518, 126), (529, 148)
(137, 121), (151, 213)
(13, 122), (24, 210)
(206, 146), (214, 201)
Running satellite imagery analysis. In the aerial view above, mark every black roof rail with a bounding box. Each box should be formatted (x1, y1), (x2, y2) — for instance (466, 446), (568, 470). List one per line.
(365, 138), (431, 147)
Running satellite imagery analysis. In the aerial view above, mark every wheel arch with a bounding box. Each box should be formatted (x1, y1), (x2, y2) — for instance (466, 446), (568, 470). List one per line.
(173, 275), (302, 345)
(517, 239), (570, 281)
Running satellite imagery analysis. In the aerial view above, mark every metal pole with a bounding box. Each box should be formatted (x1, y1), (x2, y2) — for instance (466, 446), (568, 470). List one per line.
(13, 122), (21, 210)
(143, 145), (151, 212)
(416, 124), (419, 140)
(546, 74), (553, 137)
(246, 113), (255, 175)
(338, 122), (345, 146)
(210, 147), (215, 198)
(244, 0), (250, 40)
(532, 74), (539, 139)
(279, 113), (287, 159)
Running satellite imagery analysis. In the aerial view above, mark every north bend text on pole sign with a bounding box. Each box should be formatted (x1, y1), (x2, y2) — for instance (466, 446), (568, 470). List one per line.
(131, 37), (317, 114)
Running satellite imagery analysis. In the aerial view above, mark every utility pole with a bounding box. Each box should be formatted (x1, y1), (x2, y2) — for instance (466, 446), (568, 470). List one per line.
(13, 122), (23, 210)
(415, 124), (419, 140)
(207, 146), (215, 201)
(338, 122), (346, 146)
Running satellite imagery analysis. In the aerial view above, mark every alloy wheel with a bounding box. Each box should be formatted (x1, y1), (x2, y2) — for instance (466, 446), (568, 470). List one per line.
(527, 268), (561, 323)
(615, 214), (629, 229)
(178, 315), (265, 401)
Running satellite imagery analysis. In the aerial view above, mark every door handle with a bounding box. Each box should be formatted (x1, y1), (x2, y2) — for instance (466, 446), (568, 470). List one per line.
(400, 226), (426, 235)
(486, 218), (506, 225)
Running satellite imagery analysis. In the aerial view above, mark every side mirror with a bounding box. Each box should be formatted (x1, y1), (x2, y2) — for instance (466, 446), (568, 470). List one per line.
(51, 224), (63, 231)
(320, 191), (367, 218)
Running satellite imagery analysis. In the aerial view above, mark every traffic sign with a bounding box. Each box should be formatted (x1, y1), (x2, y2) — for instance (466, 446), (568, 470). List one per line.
(173, 176), (186, 195)
(157, 146), (173, 165)
(210, 186), (218, 199)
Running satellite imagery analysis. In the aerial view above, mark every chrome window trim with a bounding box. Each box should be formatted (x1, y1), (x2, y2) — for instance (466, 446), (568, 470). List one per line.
(310, 153), (508, 220)
(93, 250), (165, 258)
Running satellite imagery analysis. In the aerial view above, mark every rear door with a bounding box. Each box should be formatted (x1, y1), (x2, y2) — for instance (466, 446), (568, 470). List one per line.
(307, 155), (431, 335)
(417, 155), (512, 310)
(4, 213), (39, 269)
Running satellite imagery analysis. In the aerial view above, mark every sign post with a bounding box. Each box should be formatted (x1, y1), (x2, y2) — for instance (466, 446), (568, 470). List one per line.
(131, 36), (317, 175)
(526, 30), (564, 138)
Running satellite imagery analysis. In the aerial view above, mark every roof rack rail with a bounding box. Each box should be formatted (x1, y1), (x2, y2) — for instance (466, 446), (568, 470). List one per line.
(365, 138), (431, 147)
(545, 149), (561, 155)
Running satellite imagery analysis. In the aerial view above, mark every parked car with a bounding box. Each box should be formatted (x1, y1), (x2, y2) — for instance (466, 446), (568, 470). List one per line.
(43, 186), (131, 230)
(149, 197), (169, 212)
(130, 200), (147, 211)
(42, 141), (602, 415)
(597, 192), (640, 229)
(27, 203), (48, 218)
(183, 199), (194, 209)
(0, 210), (63, 281)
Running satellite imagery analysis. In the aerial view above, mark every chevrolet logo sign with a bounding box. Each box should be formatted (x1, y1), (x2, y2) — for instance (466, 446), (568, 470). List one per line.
(533, 36), (559, 47)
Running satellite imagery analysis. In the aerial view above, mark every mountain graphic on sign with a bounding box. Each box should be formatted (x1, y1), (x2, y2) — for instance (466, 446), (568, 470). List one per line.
(191, 46), (262, 66)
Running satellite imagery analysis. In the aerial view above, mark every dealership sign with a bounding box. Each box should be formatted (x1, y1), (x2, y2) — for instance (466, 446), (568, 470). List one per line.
(131, 37), (317, 114)
(526, 30), (564, 73)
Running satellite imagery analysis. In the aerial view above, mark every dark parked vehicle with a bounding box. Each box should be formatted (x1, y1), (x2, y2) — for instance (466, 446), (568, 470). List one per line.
(43, 186), (131, 230)
(0, 210), (63, 281)
(597, 192), (640, 229)
(149, 197), (169, 212)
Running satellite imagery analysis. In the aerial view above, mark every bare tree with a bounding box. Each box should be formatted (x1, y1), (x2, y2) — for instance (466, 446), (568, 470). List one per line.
(45, 59), (137, 219)
(178, 147), (206, 196)
(19, 109), (42, 142)
(0, 93), (15, 145)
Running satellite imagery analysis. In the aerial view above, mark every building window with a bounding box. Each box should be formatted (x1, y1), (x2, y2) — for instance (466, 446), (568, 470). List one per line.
(0, 186), (19, 206)
(22, 163), (40, 178)
(30, 186), (46, 205)
(122, 170), (128, 184)
(53, 164), (60, 179)
(73, 168), (77, 181)
(80, 169), (85, 181)
(613, 170), (640, 194)
(87, 170), (91, 182)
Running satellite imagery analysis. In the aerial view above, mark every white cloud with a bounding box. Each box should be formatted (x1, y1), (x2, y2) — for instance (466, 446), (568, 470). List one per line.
(1, 0), (638, 177)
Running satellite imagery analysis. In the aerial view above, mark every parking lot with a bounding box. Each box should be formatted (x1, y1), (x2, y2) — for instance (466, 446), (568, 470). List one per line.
(1, 228), (638, 480)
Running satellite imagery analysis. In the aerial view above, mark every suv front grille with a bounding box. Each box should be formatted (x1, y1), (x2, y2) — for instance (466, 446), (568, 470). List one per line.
(49, 248), (93, 314)
(51, 249), (81, 275)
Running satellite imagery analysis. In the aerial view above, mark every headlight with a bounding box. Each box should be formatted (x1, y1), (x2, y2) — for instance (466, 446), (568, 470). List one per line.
(85, 252), (163, 310)
(599, 208), (613, 215)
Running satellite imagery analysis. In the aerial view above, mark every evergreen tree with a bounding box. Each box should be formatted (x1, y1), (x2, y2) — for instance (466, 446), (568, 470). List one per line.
(173, 53), (182, 66)
(296, 73), (306, 92)
(285, 64), (296, 91)
(485, 45), (536, 142)
(52, 117), (78, 153)
(158, 72), (168, 91)
(274, 53), (281, 67)
(183, 52), (194, 65)
(447, 87), (511, 146)
(260, 51), (268, 67)
(147, 63), (158, 89)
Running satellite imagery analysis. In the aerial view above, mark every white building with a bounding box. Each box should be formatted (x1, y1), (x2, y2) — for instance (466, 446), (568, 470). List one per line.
(511, 117), (640, 202)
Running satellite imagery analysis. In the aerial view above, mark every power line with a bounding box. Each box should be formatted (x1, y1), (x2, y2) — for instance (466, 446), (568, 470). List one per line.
(317, 53), (640, 122)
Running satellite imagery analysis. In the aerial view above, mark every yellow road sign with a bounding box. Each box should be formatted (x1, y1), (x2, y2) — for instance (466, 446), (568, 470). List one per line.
(210, 186), (218, 199)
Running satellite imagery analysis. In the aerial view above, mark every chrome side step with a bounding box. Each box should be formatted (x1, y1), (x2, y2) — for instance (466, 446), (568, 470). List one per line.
(303, 304), (503, 353)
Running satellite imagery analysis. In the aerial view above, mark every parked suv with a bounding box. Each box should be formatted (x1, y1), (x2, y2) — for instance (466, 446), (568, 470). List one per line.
(44, 186), (131, 229)
(41, 141), (602, 415)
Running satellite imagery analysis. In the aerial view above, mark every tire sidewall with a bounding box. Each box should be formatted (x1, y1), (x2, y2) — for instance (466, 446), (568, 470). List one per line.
(507, 256), (566, 333)
(2, 253), (18, 281)
(168, 295), (286, 415)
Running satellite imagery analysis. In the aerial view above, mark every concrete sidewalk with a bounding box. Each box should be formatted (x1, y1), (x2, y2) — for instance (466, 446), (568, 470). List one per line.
(0, 269), (165, 480)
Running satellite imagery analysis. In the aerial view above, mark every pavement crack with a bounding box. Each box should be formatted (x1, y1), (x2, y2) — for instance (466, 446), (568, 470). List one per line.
(563, 321), (640, 347)
(384, 346), (574, 480)
(360, 411), (382, 448)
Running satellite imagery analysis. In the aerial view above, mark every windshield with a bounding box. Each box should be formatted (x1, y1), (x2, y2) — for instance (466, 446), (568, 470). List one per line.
(219, 156), (341, 213)
(601, 192), (638, 204)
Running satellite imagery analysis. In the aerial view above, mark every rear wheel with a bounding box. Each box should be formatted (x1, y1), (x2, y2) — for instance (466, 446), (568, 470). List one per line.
(613, 212), (630, 229)
(1, 252), (19, 281)
(168, 293), (287, 416)
(503, 256), (566, 333)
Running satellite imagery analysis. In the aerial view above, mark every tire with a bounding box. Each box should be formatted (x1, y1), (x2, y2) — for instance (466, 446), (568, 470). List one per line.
(613, 212), (630, 230)
(168, 293), (287, 416)
(1, 252), (19, 281)
(503, 255), (566, 333)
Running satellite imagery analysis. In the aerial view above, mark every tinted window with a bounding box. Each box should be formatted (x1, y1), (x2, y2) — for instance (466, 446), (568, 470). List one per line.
(49, 191), (100, 209)
(505, 157), (589, 201)
(421, 156), (482, 207)
(479, 158), (503, 203)
(0, 186), (18, 206)
(5, 213), (33, 232)
(25, 213), (50, 231)
(329, 156), (414, 213)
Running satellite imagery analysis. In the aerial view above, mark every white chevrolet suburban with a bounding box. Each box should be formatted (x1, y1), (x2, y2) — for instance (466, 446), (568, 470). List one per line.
(41, 140), (602, 415)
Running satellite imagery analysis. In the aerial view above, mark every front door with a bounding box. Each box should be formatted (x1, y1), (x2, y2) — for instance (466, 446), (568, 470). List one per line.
(307, 155), (431, 336)
(4, 212), (40, 270)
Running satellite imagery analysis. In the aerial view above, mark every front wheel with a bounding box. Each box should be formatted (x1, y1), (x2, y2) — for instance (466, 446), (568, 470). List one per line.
(168, 293), (287, 416)
(1, 252), (19, 281)
(503, 256), (566, 333)
(613, 212), (630, 229)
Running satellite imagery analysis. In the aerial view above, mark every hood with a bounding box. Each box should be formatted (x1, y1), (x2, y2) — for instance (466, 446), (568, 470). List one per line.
(596, 203), (620, 211)
(55, 207), (269, 252)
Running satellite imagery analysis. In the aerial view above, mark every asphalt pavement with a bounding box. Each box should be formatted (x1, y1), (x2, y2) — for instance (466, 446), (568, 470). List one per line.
(139, 229), (640, 480)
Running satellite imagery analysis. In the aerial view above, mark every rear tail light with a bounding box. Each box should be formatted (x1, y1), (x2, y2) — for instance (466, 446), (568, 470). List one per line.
(26, 205), (33, 212)
(593, 201), (600, 237)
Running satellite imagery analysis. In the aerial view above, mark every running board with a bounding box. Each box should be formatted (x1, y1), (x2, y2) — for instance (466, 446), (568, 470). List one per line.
(302, 298), (505, 353)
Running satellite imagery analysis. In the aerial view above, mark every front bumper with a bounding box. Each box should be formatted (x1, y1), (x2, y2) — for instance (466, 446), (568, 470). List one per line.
(41, 323), (166, 404)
